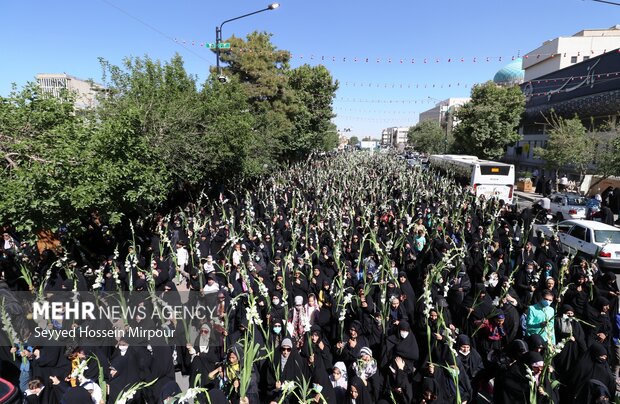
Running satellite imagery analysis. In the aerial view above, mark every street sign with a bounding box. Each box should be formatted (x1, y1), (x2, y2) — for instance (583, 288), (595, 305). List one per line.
(205, 43), (231, 49)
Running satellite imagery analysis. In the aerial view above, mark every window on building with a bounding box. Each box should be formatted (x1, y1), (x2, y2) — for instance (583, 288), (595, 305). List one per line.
(583, 56), (590, 61)
(570, 56), (578, 63)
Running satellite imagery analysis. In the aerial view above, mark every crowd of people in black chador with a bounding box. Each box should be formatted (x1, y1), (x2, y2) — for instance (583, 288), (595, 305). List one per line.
(1, 152), (619, 404)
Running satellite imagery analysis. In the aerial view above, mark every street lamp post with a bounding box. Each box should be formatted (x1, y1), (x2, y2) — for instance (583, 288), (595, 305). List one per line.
(215, 3), (280, 80)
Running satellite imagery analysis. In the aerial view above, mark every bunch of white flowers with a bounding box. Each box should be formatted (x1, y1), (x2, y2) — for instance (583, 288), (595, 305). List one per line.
(92, 266), (104, 290)
(302, 313), (311, 333)
(112, 267), (121, 287)
(70, 360), (89, 380)
(551, 336), (571, 355)
(281, 380), (296, 393)
(245, 304), (262, 327)
(524, 365), (538, 402)
(257, 280), (270, 302)
(177, 387), (201, 403)
(125, 254), (138, 271)
(445, 331), (458, 358)
(116, 391), (135, 404)
(586, 264), (595, 283)
(422, 286), (433, 318)
(339, 294), (354, 322)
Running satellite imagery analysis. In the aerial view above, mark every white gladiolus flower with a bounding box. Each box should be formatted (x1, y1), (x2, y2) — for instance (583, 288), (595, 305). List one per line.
(245, 305), (262, 326)
(178, 387), (201, 403)
(70, 361), (88, 379)
(282, 380), (296, 393)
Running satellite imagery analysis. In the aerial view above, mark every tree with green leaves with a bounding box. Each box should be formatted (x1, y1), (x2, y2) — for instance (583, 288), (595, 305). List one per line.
(287, 64), (339, 155)
(1, 35), (340, 237)
(452, 81), (525, 159)
(407, 120), (446, 154)
(595, 123), (620, 180)
(348, 136), (360, 146)
(0, 82), (171, 235)
(215, 31), (338, 161)
(534, 112), (593, 184)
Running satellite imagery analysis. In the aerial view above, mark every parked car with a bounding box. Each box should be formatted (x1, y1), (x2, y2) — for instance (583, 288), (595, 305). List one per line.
(536, 219), (620, 270)
(0, 378), (19, 404)
(547, 192), (587, 220)
(406, 158), (421, 168)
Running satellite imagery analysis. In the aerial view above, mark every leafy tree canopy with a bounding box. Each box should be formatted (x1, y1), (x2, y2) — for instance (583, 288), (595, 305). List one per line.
(452, 82), (525, 160)
(595, 122), (620, 179)
(407, 120), (446, 154)
(1, 34), (339, 236)
(534, 112), (592, 179)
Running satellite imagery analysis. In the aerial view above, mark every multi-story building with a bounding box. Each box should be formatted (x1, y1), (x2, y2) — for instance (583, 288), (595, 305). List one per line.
(418, 98), (470, 127)
(523, 25), (620, 81)
(380, 126), (410, 148)
(504, 44), (620, 180)
(36, 73), (104, 109)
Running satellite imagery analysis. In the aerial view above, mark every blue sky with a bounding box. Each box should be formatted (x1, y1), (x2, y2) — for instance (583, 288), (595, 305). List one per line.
(1, 0), (617, 138)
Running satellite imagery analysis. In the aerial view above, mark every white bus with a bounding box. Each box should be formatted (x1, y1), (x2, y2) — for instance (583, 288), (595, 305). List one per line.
(428, 154), (515, 204)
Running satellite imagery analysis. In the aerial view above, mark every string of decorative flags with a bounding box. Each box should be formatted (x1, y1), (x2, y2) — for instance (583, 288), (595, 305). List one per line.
(340, 81), (470, 89)
(336, 70), (620, 91)
(335, 115), (414, 122)
(333, 107), (420, 115)
(174, 38), (618, 64)
(335, 72), (620, 102)
(336, 98), (438, 104)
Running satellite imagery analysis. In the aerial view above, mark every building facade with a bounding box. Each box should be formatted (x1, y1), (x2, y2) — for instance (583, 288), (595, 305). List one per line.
(380, 127), (410, 148)
(418, 98), (470, 127)
(36, 73), (104, 109)
(505, 47), (620, 179)
(523, 25), (620, 81)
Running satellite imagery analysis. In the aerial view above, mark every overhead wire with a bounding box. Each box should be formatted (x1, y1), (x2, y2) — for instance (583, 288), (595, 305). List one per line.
(99, 0), (211, 64)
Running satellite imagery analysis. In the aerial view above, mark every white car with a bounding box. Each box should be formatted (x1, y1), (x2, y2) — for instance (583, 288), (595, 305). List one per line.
(537, 219), (620, 270)
(547, 192), (587, 220)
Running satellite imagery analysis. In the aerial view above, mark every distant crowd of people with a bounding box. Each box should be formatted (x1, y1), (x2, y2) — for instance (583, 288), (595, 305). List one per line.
(0, 152), (619, 403)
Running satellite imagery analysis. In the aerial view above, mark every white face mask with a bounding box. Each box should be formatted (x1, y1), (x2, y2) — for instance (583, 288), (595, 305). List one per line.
(400, 331), (409, 339)
(118, 345), (128, 354)
(272, 299), (280, 306)
(273, 326), (282, 335)
(489, 279), (499, 287)
(459, 349), (470, 356)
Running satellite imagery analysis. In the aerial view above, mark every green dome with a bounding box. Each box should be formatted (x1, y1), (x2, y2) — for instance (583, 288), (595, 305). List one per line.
(493, 58), (524, 85)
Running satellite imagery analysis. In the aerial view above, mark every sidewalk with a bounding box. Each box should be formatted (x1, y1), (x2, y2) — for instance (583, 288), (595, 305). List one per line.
(513, 190), (542, 203)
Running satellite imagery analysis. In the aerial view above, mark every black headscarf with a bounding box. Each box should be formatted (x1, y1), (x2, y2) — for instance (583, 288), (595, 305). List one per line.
(568, 342), (616, 400)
